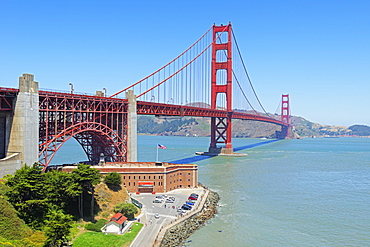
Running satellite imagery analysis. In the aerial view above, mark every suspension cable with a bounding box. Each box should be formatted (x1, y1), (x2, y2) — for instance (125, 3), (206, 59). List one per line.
(231, 29), (272, 117)
(137, 26), (228, 99)
(109, 25), (214, 98)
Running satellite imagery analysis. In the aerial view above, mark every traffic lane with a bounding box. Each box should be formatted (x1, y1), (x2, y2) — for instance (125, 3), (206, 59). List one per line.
(132, 216), (166, 247)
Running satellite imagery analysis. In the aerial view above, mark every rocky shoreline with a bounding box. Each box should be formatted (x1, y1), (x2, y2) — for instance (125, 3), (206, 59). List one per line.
(159, 190), (220, 247)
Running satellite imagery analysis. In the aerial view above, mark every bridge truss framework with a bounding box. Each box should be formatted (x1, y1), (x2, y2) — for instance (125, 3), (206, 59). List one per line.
(38, 91), (128, 166)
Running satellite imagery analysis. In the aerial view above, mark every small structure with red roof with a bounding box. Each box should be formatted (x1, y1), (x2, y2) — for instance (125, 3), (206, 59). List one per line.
(101, 212), (128, 234)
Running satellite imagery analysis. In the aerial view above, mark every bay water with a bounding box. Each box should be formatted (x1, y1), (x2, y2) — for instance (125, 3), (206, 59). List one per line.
(53, 136), (370, 246)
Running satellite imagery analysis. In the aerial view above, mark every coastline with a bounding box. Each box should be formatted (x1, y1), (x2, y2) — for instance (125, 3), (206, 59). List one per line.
(155, 189), (220, 247)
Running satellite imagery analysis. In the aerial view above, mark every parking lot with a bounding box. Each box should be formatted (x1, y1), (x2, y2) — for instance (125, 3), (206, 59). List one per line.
(133, 188), (203, 218)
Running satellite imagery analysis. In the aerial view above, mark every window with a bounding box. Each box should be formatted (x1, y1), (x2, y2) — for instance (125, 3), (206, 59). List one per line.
(180, 179), (182, 181)
(134, 176), (135, 179)
(144, 176), (146, 179)
(129, 176), (131, 180)
(180, 173), (182, 175)
(154, 176), (156, 179)
(134, 182), (136, 186)
(149, 176), (151, 179)
(129, 182), (130, 186)
(188, 173), (190, 175)
(139, 176), (141, 179)
(123, 176), (126, 180)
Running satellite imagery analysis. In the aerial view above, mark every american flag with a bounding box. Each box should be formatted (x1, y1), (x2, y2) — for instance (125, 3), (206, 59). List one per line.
(157, 144), (166, 149)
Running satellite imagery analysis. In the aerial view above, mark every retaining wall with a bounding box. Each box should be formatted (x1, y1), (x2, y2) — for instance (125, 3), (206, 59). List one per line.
(157, 190), (220, 247)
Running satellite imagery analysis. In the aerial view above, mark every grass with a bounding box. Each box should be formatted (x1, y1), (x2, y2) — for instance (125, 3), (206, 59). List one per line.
(73, 223), (143, 247)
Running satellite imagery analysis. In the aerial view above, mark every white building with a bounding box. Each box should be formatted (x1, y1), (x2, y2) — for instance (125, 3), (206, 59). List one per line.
(101, 213), (127, 234)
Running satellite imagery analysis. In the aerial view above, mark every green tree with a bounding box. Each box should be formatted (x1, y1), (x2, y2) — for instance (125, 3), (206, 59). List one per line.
(104, 172), (121, 186)
(114, 203), (138, 220)
(43, 171), (81, 211)
(5, 163), (50, 229)
(72, 164), (101, 220)
(43, 209), (73, 247)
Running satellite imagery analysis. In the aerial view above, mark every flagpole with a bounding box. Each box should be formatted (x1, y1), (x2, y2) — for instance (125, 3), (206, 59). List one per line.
(156, 144), (159, 162)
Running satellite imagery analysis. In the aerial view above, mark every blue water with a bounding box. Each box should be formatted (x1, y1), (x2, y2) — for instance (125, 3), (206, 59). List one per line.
(53, 136), (370, 246)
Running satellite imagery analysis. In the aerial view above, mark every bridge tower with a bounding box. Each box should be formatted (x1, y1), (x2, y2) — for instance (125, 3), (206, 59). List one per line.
(209, 23), (234, 154)
(280, 94), (290, 138)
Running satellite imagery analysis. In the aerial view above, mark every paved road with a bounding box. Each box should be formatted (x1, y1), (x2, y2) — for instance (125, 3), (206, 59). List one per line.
(130, 188), (204, 247)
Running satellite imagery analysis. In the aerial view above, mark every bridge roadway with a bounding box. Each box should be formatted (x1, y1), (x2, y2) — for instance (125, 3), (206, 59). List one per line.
(137, 101), (287, 126)
(130, 188), (205, 247)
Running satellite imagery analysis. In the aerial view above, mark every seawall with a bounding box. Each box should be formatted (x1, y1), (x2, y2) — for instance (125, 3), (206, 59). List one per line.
(157, 189), (220, 247)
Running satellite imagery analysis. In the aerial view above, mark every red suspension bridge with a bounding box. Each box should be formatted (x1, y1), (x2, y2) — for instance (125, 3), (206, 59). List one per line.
(0, 23), (291, 167)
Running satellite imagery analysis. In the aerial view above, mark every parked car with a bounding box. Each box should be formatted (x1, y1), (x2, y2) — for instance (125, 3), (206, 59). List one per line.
(153, 199), (164, 203)
(165, 198), (174, 203)
(182, 204), (192, 210)
(186, 201), (194, 206)
(169, 196), (175, 201)
(190, 193), (199, 198)
(156, 195), (165, 199)
(188, 196), (198, 200)
(154, 213), (159, 218)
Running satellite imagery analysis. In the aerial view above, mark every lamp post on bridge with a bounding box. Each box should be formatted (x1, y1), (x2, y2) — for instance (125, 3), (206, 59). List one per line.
(69, 83), (74, 94)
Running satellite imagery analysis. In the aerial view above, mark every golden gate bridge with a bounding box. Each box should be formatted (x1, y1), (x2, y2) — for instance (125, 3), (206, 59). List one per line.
(0, 23), (291, 167)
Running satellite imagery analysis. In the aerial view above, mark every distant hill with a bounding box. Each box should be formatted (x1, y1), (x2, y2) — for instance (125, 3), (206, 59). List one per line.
(137, 115), (369, 138)
(349, 125), (370, 136)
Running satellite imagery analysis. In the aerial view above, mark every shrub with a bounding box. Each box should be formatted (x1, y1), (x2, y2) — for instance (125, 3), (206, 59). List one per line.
(114, 203), (138, 220)
(85, 219), (107, 232)
(0, 198), (33, 240)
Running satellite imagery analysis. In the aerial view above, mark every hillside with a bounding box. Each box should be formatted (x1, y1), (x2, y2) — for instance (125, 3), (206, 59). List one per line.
(94, 183), (131, 220)
(0, 183), (45, 246)
(137, 115), (369, 138)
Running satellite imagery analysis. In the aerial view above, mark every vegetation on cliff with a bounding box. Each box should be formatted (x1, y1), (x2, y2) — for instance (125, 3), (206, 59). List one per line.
(1, 163), (131, 246)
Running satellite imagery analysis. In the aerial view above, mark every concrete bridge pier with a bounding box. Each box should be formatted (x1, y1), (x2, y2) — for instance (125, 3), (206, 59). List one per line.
(126, 90), (137, 162)
(1, 74), (39, 177)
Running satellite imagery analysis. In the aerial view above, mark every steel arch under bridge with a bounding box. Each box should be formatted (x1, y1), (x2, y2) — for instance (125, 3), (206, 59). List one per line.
(38, 90), (128, 167)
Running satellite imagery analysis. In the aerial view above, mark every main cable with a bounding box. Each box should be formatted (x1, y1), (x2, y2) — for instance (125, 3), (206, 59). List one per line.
(232, 29), (271, 117)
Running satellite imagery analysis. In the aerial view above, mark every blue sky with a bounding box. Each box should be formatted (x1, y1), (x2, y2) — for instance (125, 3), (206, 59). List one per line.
(1, 0), (369, 126)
